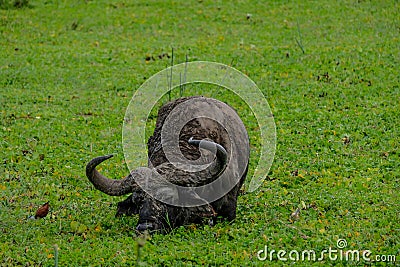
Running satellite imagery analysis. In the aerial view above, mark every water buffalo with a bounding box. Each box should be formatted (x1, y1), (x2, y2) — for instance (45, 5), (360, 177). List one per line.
(86, 96), (250, 232)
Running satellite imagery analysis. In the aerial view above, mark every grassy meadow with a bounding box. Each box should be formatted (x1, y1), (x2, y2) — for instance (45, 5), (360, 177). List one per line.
(1, 0), (399, 266)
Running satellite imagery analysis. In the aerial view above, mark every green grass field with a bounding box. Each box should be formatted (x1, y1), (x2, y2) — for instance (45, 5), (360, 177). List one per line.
(1, 0), (399, 266)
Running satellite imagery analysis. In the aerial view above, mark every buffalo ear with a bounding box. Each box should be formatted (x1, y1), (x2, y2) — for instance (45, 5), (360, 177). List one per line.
(116, 192), (146, 217)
